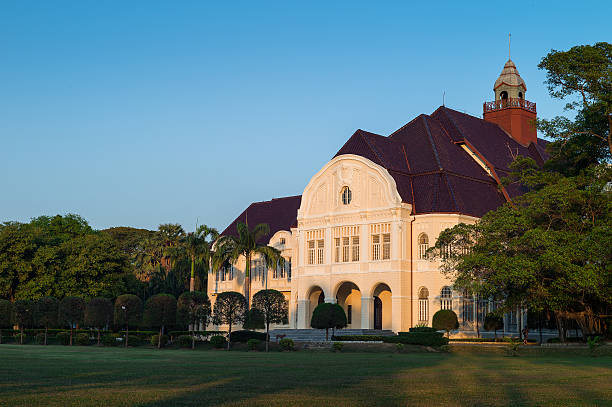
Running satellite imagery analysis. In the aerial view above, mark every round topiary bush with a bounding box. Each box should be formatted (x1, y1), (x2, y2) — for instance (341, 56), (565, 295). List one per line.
(210, 335), (226, 349)
(279, 338), (294, 351)
(432, 309), (459, 337)
(247, 338), (261, 351)
(178, 335), (193, 348)
(76, 333), (90, 346)
(150, 334), (169, 347)
(56, 331), (71, 346)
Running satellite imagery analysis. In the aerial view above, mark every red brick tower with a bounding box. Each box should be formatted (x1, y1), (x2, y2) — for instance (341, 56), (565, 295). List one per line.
(483, 58), (537, 146)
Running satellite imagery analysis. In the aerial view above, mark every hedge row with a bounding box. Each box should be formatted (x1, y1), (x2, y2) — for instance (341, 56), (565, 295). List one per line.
(331, 335), (384, 342)
(383, 332), (448, 347)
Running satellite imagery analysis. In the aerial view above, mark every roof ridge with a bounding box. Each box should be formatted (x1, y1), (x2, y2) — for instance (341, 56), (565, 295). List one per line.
(358, 130), (388, 167)
(388, 114), (425, 138)
(421, 115), (442, 170)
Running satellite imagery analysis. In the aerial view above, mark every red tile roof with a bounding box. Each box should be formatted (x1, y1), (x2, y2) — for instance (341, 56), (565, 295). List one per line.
(222, 107), (548, 242)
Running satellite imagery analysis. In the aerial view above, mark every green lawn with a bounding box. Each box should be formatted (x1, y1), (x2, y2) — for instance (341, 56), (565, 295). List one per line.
(0, 345), (610, 407)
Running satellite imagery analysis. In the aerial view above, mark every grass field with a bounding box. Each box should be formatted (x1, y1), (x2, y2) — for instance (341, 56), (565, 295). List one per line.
(0, 345), (610, 407)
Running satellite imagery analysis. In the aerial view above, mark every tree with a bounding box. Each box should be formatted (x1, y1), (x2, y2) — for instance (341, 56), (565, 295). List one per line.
(114, 294), (143, 348)
(143, 294), (177, 349)
(0, 299), (12, 344)
(310, 303), (347, 340)
(212, 291), (247, 350)
(158, 223), (185, 269)
(221, 222), (283, 308)
(182, 225), (218, 292)
(537, 42), (611, 175)
(484, 313), (504, 339)
(133, 235), (164, 282)
(432, 310), (459, 338)
(35, 296), (59, 345)
(59, 296), (85, 346)
(13, 299), (34, 344)
(85, 298), (113, 345)
(176, 291), (211, 349)
(252, 289), (288, 351)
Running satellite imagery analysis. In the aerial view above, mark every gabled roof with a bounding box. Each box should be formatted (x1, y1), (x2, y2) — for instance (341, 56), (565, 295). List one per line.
(220, 195), (302, 244)
(222, 106), (548, 241)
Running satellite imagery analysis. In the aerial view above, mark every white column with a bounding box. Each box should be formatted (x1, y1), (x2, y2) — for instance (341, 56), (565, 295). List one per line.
(361, 297), (373, 329)
(325, 296), (337, 304)
(297, 299), (309, 329)
(392, 296), (402, 333)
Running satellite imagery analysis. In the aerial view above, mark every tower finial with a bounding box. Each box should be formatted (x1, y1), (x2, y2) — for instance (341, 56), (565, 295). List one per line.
(508, 33), (511, 59)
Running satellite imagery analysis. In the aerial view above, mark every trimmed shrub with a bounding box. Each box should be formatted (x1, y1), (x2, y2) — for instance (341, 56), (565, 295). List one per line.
(36, 332), (46, 345)
(56, 332), (71, 346)
(178, 335), (193, 348)
(210, 335), (226, 349)
(332, 342), (343, 352)
(406, 327), (438, 333)
(125, 335), (142, 346)
(102, 334), (119, 347)
(331, 335), (384, 342)
(229, 330), (267, 343)
(432, 310), (459, 336)
(150, 334), (169, 347)
(396, 343), (405, 352)
(247, 338), (261, 351)
(383, 332), (448, 347)
(279, 338), (294, 351)
(76, 333), (90, 346)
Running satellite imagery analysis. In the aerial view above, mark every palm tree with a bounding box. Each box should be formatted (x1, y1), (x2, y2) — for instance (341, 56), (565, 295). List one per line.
(222, 222), (283, 308)
(158, 223), (185, 270)
(133, 236), (164, 281)
(183, 225), (219, 292)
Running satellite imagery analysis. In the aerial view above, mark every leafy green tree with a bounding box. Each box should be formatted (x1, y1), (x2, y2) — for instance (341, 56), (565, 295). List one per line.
(221, 222), (283, 308)
(85, 298), (113, 345)
(59, 296), (85, 346)
(158, 223), (185, 269)
(143, 294), (177, 349)
(0, 299), (13, 344)
(432, 310), (459, 338)
(14, 299), (34, 344)
(252, 289), (288, 352)
(182, 225), (218, 292)
(310, 303), (347, 340)
(176, 291), (211, 349)
(35, 296), (59, 345)
(484, 313), (504, 339)
(243, 308), (265, 330)
(132, 235), (164, 282)
(537, 42), (611, 175)
(212, 291), (247, 350)
(114, 294), (143, 347)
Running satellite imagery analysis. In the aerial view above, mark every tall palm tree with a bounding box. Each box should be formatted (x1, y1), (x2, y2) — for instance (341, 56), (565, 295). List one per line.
(133, 236), (164, 281)
(222, 222), (283, 308)
(183, 225), (219, 292)
(158, 223), (185, 269)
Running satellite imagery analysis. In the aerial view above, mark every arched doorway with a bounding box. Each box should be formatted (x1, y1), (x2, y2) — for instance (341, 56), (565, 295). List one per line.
(307, 286), (325, 327)
(372, 283), (392, 330)
(335, 282), (361, 329)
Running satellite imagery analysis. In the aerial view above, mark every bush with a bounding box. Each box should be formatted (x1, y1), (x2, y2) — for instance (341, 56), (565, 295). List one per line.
(332, 342), (343, 352)
(56, 332), (71, 346)
(102, 334), (119, 347)
(76, 333), (90, 346)
(228, 330), (267, 343)
(150, 334), (169, 347)
(178, 335), (193, 348)
(247, 338), (261, 351)
(279, 338), (294, 351)
(396, 343), (405, 352)
(432, 310), (459, 336)
(210, 335), (226, 349)
(331, 335), (384, 342)
(14, 333), (28, 344)
(383, 332), (448, 347)
(406, 327), (438, 333)
(36, 332), (46, 345)
(125, 335), (142, 346)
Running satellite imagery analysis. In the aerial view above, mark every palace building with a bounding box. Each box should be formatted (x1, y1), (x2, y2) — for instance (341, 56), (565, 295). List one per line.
(208, 57), (547, 335)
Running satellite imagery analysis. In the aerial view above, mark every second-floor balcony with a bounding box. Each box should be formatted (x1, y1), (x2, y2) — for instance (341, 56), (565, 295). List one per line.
(483, 98), (536, 114)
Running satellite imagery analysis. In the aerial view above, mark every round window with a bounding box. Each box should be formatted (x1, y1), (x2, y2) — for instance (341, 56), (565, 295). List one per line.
(341, 186), (352, 205)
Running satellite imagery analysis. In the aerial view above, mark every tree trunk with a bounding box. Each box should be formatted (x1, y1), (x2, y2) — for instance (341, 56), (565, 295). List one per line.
(245, 253), (251, 309)
(190, 255), (196, 292)
(325, 328), (329, 341)
(97, 329), (101, 346)
(538, 313), (543, 344)
(475, 297), (480, 338)
(158, 327), (162, 349)
(266, 321), (270, 352)
(227, 324), (232, 351)
(126, 324), (129, 348)
(70, 327), (73, 346)
(45, 326), (48, 346)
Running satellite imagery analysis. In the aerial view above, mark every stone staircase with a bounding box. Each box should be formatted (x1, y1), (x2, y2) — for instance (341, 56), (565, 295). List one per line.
(269, 328), (395, 343)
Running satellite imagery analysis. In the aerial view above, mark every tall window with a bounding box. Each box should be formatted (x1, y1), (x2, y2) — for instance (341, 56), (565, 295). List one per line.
(371, 223), (391, 261)
(418, 233), (429, 259)
(334, 238), (340, 262)
(372, 234), (381, 260)
(351, 236), (359, 261)
(440, 243), (452, 259)
(286, 257), (291, 281)
(316, 239), (324, 264)
(342, 237), (350, 262)
(419, 287), (429, 322)
(308, 240), (315, 265)
(341, 186), (352, 205)
(462, 290), (474, 324)
(382, 233), (390, 260)
(441, 286), (452, 310)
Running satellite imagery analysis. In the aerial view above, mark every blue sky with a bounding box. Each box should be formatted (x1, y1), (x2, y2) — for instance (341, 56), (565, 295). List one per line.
(1, 1), (609, 232)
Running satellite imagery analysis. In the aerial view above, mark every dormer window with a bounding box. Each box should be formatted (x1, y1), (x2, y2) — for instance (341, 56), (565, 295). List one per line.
(341, 186), (352, 205)
(280, 238), (285, 245)
(500, 91), (508, 100)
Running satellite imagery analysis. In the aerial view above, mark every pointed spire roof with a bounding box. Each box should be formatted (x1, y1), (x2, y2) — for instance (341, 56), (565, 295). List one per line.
(494, 59), (526, 91)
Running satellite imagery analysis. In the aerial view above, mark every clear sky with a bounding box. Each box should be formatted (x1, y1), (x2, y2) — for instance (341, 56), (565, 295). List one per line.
(1, 1), (610, 232)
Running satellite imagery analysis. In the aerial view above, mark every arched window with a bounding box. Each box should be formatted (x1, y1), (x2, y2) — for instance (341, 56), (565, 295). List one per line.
(500, 91), (508, 100)
(518, 91), (523, 99)
(418, 233), (429, 259)
(341, 186), (352, 205)
(462, 290), (474, 324)
(441, 286), (452, 310)
(418, 287), (429, 322)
